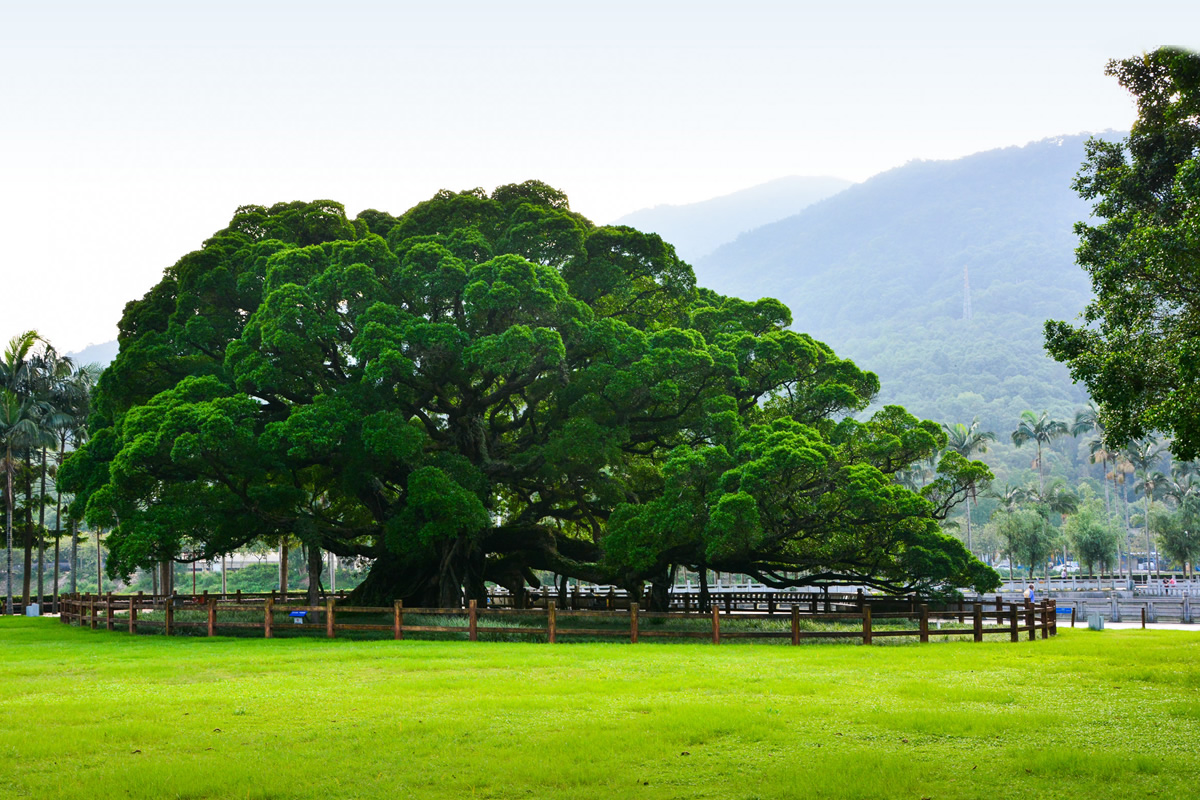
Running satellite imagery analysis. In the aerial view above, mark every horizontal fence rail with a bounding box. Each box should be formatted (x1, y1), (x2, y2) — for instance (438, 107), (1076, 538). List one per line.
(56, 592), (1059, 646)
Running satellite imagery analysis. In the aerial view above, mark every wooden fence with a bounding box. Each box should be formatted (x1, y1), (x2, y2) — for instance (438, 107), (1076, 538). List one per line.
(57, 592), (1058, 645)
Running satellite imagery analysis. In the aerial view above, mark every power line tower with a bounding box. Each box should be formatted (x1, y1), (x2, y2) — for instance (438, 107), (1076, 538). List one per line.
(962, 266), (973, 321)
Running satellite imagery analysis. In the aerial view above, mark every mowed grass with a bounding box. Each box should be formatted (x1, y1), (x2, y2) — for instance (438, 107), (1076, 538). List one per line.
(1, 618), (1198, 799)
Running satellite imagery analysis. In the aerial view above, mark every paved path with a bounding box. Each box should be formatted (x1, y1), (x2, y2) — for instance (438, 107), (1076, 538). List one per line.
(1061, 621), (1199, 631)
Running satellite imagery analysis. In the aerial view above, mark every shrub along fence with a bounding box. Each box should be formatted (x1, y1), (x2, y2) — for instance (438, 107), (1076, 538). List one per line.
(58, 592), (1058, 645)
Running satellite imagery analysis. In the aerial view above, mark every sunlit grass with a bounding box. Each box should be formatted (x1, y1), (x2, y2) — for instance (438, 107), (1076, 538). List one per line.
(1, 617), (1197, 799)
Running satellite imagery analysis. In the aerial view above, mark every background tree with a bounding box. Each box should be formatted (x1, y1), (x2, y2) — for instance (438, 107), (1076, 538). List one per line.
(1064, 498), (1121, 579)
(1011, 410), (1069, 492)
(1046, 47), (1200, 460)
(994, 508), (1054, 580)
(1126, 436), (1170, 576)
(942, 417), (996, 553)
(1, 389), (40, 614)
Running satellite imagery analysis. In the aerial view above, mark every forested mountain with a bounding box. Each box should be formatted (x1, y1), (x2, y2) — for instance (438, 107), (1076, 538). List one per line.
(66, 340), (119, 367)
(696, 135), (1118, 440)
(612, 175), (852, 263)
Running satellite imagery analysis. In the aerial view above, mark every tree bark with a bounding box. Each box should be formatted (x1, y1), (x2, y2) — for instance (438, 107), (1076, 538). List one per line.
(5, 444), (13, 615)
(306, 543), (323, 606)
(37, 444), (47, 607)
(69, 519), (78, 594)
(279, 540), (288, 595)
(22, 446), (33, 604)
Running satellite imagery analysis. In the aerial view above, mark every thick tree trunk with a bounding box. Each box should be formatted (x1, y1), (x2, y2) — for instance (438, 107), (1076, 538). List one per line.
(279, 540), (288, 595)
(306, 543), (323, 606)
(698, 566), (710, 612)
(346, 549), (443, 607)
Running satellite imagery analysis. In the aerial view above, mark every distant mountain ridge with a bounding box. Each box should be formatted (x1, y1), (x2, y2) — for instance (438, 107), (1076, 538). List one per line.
(67, 340), (119, 367)
(612, 175), (853, 262)
(696, 134), (1121, 433)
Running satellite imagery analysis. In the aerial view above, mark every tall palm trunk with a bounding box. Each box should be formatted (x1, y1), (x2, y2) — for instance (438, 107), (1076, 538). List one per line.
(1145, 492), (1155, 581)
(5, 443), (13, 615)
(37, 444), (47, 606)
(52, 479), (61, 612)
(69, 518), (78, 593)
(22, 446), (33, 604)
(1101, 455), (1112, 518)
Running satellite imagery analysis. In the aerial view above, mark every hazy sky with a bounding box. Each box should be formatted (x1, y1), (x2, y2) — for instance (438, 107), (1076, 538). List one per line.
(2, 1), (1196, 351)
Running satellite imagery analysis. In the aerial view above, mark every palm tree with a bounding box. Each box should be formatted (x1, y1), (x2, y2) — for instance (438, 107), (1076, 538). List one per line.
(45, 358), (98, 608)
(1161, 464), (1200, 578)
(942, 418), (996, 553)
(1126, 437), (1170, 579)
(1, 331), (44, 613)
(1072, 404), (1114, 516)
(1, 390), (40, 615)
(1012, 410), (1069, 492)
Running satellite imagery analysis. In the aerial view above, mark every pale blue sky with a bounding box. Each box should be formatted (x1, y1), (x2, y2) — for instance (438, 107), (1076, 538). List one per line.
(2, 1), (1196, 350)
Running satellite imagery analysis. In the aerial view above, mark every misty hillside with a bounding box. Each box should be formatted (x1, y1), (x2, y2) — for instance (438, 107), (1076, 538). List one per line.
(67, 339), (119, 367)
(612, 175), (852, 262)
(696, 135), (1119, 434)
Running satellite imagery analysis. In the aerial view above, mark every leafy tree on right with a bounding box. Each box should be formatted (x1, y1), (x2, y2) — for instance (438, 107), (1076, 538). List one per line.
(1046, 47), (1200, 460)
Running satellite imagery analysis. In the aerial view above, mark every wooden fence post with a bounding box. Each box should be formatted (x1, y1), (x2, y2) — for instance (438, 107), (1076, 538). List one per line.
(920, 604), (929, 643)
(235, 589), (242, 604)
(1041, 601), (1050, 639)
(1026, 602), (1036, 641)
(326, 597), (336, 639)
(129, 596), (138, 635)
(810, 596), (818, 616)
(105, 594), (114, 631)
(791, 605), (800, 645)
(89, 595), (97, 630)
(1141, 606), (1146, 629)
(711, 605), (720, 645)
(973, 603), (983, 643)
(630, 602), (639, 643)
(394, 600), (403, 640)
(995, 595), (1003, 625)
(548, 602), (557, 644)
(1070, 606), (1076, 628)
(862, 605), (872, 645)
(1050, 600), (1058, 636)
(1009, 603), (1018, 643)
(207, 596), (216, 637)
(469, 599), (478, 642)
(856, 588), (864, 612)
(264, 597), (274, 639)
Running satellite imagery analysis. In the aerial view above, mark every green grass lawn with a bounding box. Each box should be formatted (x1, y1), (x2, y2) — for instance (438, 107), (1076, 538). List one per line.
(2, 617), (1197, 799)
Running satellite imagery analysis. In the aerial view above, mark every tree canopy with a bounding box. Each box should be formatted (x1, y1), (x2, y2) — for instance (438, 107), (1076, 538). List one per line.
(61, 183), (998, 607)
(1046, 47), (1200, 460)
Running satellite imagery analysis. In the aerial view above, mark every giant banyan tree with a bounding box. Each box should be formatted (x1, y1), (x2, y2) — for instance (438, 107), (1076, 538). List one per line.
(61, 182), (999, 608)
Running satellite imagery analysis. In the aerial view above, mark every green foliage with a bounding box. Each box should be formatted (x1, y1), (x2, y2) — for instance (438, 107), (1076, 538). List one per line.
(1046, 47), (1200, 460)
(66, 185), (997, 604)
(1064, 499), (1122, 575)
(994, 508), (1057, 578)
